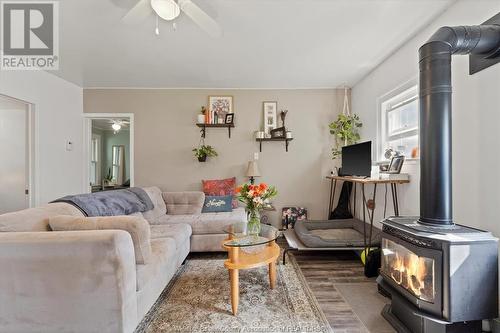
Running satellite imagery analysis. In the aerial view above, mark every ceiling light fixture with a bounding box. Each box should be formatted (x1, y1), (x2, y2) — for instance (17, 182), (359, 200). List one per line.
(150, 0), (180, 21)
(112, 123), (122, 132)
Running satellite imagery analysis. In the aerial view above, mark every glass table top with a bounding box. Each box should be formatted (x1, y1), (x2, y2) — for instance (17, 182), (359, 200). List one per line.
(222, 222), (280, 247)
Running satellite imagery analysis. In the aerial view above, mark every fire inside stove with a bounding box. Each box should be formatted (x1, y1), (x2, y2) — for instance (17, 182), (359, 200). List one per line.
(381, 239), (435, 303)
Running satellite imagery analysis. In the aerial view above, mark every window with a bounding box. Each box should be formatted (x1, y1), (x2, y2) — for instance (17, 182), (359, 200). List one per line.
(379, 85), (419, 161)
(89, 135), (100, 185)
(112, 145), (121, 181)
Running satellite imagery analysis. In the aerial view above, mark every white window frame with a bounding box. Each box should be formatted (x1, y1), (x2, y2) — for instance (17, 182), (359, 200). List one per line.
(90, 133), (101, 186)
(377, 79), (419, 163)
(111, 145), (121, 181)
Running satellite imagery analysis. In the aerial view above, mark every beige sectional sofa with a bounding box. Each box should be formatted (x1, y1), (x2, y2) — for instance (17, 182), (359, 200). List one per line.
(0, 187), (246, 333)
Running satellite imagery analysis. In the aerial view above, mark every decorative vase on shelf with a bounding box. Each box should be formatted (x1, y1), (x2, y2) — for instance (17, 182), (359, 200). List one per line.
(197, 114), (205, 124)
(247, 209), (261, 236)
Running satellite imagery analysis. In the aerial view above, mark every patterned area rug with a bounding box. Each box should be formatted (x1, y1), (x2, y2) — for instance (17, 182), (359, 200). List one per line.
(135, 254), (333, 333)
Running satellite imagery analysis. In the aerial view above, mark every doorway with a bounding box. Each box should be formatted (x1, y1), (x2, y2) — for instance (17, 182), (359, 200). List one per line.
(0, 95), (34, 214)
(83, 113), (134, 193)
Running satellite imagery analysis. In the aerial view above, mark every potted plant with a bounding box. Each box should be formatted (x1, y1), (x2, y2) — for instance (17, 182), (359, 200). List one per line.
(192, 145), (218, 162)
(235, 183), (277, 236)
(329, 113), (362, 159)
(197, 106), (207, 124)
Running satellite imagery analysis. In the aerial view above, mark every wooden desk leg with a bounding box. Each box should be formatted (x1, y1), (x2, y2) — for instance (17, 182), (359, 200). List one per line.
(230, 268), (239, 315)
(269, 261), (276, 289)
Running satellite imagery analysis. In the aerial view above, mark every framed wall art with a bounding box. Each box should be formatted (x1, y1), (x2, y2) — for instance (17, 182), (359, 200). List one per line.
(225, 113), (234, 124)
(263, 101), (277, 135)
(208, 96), (233, 124)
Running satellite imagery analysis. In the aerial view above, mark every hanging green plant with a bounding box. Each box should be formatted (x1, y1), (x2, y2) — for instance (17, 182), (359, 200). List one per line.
(192, 145), (218, 162)
(329, 88), (362, 160)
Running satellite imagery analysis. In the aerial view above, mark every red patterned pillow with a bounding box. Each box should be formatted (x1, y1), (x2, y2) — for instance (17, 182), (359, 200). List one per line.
(202, 177), (238, 208)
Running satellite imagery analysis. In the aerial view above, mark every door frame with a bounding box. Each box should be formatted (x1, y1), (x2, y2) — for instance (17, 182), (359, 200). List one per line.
(0, 94), (36, 208)
(83, 113), (134, 193)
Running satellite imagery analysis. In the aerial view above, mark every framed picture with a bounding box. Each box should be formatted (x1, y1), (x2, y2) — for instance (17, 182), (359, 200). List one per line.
(225, 113), (234, 124)
(263, 101), (277, 134)
(208, 96), (233, 124)
(282, 207), (308, 229)
(388, 156), (405, 174)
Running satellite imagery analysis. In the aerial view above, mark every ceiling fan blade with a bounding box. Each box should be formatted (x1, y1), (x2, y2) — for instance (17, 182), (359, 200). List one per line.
(122, 0), (153, 25)
(178, 0), (222, 38)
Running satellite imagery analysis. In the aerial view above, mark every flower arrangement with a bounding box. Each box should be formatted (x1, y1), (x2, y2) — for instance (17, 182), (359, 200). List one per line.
(236, 183), (277, 235)
(236, 183), (277, 211)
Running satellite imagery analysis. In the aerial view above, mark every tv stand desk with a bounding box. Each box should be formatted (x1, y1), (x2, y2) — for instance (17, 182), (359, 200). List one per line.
(326, 175), (409, 219)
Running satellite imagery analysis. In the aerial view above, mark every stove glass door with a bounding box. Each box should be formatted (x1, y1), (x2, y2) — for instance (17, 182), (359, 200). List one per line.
(381, 238), (435, 303)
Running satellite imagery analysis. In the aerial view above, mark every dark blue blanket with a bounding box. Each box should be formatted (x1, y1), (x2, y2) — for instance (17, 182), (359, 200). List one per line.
(52, 187), (154, 217)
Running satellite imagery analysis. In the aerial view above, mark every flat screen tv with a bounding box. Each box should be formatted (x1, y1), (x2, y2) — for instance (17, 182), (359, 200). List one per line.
(341, 141), (372, 177)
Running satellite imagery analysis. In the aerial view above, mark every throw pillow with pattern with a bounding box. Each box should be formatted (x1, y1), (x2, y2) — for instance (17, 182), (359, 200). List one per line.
(202, 177), (238, 208)
(202, 195), (233, 213)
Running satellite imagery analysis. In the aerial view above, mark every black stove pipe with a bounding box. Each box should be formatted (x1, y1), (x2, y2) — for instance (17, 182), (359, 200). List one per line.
(419, 25), (500, 226)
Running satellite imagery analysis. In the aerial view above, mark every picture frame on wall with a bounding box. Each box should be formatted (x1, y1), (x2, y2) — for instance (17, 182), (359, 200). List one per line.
(225, 113), (234, 124)
(263, 101), (277, 135)
(208, 96), (233, 124)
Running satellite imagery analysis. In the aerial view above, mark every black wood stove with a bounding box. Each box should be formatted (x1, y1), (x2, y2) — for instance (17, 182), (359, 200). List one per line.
(377, 14), (500, 333)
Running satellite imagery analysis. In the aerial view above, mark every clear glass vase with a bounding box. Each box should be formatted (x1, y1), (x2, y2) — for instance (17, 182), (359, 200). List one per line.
(247, 209), (261, 236)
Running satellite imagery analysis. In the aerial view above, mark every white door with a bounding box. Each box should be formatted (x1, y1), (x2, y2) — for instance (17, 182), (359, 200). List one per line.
(0, 97), (30, 214)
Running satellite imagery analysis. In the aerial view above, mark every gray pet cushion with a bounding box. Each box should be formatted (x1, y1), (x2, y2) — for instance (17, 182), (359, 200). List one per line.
(294, 219), (382, 248)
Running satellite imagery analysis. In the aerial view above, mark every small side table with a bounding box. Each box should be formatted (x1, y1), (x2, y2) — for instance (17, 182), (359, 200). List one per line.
(222, 223), (280, 315)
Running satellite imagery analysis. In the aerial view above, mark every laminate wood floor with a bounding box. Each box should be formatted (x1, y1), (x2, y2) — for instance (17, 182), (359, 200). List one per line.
(278, 238), (394, 333)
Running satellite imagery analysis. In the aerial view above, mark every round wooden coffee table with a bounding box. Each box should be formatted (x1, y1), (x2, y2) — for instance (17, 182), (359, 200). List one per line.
(222, 222), (280, 315)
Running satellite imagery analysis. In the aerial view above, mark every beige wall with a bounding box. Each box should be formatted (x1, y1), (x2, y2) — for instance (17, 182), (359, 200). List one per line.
(84, 89), (345, 227)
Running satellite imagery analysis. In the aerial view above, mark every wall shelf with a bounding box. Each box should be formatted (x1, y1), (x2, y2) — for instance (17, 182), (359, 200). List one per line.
(256, 138), (293, 152)
(196, 123), (234, 138)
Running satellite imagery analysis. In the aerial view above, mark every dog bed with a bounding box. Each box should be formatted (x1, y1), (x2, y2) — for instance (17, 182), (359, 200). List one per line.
(294, 219), (382, 248)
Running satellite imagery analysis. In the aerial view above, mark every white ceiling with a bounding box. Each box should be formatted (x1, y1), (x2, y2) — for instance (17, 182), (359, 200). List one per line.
(57, 0), (455, 88)
(92, 118), (130, 131)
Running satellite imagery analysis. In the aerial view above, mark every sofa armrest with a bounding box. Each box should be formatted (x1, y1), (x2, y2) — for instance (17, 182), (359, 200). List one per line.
(0, 230), (138, 333)
(162, 191), (205, 215)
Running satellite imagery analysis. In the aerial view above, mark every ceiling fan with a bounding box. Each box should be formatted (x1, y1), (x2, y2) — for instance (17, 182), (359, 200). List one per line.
(122, 0), (222, 38)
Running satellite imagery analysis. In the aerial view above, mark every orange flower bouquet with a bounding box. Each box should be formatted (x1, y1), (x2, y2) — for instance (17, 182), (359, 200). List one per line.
(235, 183), (277, 235)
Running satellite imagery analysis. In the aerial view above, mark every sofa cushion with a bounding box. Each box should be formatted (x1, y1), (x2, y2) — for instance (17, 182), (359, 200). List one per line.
(141, 187), (167, 223)
(150, 224), (192, 250)
(162, 191), (204, 215)
(202, 177), (238, 208)
(202, 195), (233, 213)
(49, 215), (152, 264)
(156, 207), (247, 234)
(0, 203), (84, 232)
(136, 238), (177, 291)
